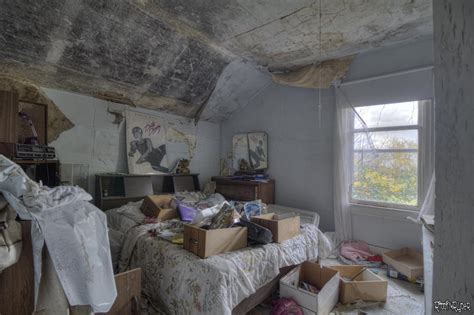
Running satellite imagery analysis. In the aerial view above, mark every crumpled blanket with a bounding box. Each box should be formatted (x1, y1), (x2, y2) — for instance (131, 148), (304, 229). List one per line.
(0, 155), (116, 313)
(340, 240), (373, 262)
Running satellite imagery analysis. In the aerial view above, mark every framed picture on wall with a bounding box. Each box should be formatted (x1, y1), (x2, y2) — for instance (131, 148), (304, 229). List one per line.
(126, 110), (169, 174)
(232, 133), (249, 171)
(248, 132), (268, 170)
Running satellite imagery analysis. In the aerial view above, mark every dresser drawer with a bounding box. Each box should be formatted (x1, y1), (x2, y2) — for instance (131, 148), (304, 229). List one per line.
(216, 184), (258, 201)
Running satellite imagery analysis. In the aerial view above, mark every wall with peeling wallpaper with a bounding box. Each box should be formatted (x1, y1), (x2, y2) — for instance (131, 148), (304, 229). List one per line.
(43, 88), (220, 198)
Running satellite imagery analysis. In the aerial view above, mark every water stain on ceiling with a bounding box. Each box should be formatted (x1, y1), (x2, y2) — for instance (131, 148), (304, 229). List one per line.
(0, 0), (432, 121)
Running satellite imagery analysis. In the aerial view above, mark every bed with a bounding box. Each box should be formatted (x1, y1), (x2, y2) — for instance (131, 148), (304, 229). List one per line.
(107, 200), (327, 314)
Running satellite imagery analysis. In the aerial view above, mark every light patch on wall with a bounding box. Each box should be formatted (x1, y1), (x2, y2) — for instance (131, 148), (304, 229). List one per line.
(0, 76), (74, 142)
(167, 127), (197, 159)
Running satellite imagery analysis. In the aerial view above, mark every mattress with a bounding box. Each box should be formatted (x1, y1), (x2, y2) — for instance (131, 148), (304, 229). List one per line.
(106, 201), (325, 314)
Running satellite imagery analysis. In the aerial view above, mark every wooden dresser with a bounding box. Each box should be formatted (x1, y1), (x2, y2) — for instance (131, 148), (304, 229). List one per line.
(211, 176), (275, 204)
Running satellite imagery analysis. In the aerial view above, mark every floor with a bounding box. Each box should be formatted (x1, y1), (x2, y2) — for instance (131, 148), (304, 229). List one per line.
(249, 259), (425, 315)
(142, 258), (424, 315)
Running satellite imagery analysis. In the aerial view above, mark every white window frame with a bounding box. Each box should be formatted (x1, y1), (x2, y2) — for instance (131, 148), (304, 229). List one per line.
(349, 100), (432, 212)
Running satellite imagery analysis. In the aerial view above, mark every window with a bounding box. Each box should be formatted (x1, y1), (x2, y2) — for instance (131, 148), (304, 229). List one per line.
(350, 101), (426, 209)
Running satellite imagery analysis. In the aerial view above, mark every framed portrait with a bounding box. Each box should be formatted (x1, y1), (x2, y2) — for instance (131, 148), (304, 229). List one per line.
(232, 133), (249, 171)
(126, 110), (169, 174)
(247, 132), (268, 170)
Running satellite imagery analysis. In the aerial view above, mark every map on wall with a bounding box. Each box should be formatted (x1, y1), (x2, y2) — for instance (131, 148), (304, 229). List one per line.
(126, 110), (169, 174)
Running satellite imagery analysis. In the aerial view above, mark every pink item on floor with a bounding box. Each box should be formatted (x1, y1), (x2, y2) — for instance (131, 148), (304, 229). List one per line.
(271, 298), (304, 315)
(340, 240), (374, 263)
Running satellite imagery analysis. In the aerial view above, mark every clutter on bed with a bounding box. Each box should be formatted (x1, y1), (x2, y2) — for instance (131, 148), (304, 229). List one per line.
(251, 212), (300, 243)
(280, 261), (340, 315)
(327, 265), (388, 304)
(183, 223), (248, 258)
(140, 194), (178, 220)
(235, 217), (273, 244)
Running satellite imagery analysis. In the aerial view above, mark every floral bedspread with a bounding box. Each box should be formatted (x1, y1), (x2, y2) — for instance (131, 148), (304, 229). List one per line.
(108, 204), (322, 315)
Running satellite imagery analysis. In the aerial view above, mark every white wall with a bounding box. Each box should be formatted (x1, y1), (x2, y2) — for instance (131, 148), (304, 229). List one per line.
(433, 0), (474, 305)
(221, 84), (336, 231)
(342, 37), (434, 251)
(43, 88), (220, 197)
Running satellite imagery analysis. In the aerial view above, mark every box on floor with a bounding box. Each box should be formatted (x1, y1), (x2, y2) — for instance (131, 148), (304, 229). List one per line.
(327, 265), (388, 304)
(382, 247), (423, 281)
(280, 261), (340, 315)
(251, 213), (300, 243)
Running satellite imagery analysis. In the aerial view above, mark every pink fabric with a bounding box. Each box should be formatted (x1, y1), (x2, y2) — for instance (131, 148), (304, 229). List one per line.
(340, 240), (374, 262)
(271, 298), (303, 315)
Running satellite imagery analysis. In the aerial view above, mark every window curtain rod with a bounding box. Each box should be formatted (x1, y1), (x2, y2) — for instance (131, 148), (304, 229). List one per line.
(339, 65), (434, 87)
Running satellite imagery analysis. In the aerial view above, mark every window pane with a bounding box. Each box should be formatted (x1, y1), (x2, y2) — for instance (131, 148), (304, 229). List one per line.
(354, 130), (418, 151)
(354, 102), (418, 129)
(352, 151), (418, 206)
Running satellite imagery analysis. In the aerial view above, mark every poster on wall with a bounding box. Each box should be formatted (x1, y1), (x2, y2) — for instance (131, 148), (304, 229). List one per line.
(126, 110), (169, 174)
(232, 133), (249, 171)
(248, 132), (268, 170)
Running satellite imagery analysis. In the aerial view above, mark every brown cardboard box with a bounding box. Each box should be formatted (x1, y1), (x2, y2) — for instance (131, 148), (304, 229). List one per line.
(327, 265), (388, 304)
(140, 195), (178, 221)
(183, 224), (247, 258)
(251, 213), (300, 243)
(280, 261), (340, 315)
(383, 247), (423, 280)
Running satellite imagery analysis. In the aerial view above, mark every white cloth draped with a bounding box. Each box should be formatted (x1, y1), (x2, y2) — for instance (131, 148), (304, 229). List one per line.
(0, 155), (116, 313)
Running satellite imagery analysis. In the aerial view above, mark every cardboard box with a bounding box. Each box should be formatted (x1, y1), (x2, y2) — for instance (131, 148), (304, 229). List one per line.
(140, 195), (178, 221)
(183, 224), (247, 258)
(327, 265), (388, 304)
(280, 261), (340, 315)
(383, 247), (423, 280)
(251, 213), (300, 243)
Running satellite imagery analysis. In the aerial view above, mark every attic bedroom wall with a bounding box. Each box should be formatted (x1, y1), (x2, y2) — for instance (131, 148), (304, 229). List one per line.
(342, 38), (434, 251)
(220, 84), (336, 232)
(220, 38), (434, 240)
(43, 88), (220, 197)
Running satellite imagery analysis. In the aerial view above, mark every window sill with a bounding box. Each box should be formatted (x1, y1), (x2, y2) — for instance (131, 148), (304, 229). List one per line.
(350, 203), (419, 223)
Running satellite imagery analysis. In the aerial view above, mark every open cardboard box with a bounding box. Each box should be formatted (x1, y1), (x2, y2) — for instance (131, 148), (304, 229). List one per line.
(383, 247), (423, 280)
(251, 212), (300, 243)
(280, 261), (340, 315)
(140, 195), (178, 221)
(183, 224), (247, 258)
(327, 265), (388, 304)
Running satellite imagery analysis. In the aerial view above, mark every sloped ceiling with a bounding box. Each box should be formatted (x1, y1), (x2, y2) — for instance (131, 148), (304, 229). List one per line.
(0, 0), (432, 121)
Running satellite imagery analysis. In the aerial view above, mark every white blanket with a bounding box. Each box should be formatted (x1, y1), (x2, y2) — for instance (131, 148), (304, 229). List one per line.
(0, 155), (116, 313)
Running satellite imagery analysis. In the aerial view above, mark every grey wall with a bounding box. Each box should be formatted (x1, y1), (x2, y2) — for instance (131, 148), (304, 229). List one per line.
(339, 38), (434, 251)
(221, 84), (336, 231)
(44, 88), (220, 197)
(433, 0), (474, 305)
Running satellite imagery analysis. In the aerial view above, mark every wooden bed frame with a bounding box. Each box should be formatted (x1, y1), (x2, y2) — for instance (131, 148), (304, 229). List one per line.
(232, 265), (294, 315)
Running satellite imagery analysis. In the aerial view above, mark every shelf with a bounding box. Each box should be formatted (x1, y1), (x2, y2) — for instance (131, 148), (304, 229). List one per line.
(13, 159), (59, 165)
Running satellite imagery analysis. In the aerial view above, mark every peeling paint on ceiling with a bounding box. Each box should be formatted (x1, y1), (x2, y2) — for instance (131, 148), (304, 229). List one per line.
(0, 0), (432, 121)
